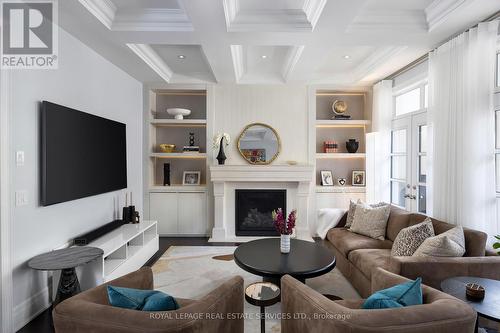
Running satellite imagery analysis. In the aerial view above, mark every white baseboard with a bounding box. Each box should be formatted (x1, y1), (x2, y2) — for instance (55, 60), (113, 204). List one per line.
(13, 286), (51, 332)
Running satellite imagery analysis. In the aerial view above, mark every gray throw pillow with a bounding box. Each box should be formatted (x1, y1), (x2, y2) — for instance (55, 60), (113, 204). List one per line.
(413, 226), (466, 257)
(391, 218), (435, 256)
(345, 200), (387, 228)
(349, 203), (391, 240)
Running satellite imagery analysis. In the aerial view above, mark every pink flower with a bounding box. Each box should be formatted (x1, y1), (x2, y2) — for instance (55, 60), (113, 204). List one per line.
(272, 208), (297, 235)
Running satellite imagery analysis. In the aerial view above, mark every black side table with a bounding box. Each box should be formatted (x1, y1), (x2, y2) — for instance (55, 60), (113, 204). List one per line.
(28, 247), (103, 305)
(245, 282), (281, 333)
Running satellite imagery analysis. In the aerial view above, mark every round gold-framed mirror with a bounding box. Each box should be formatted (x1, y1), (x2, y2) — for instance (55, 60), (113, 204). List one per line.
(237, 123), (281, 165)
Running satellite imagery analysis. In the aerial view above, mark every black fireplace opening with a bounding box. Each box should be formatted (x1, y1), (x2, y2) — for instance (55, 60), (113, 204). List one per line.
(235, 189), (286, 236)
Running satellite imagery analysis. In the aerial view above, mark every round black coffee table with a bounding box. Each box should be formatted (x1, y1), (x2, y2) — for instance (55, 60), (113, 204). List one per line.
(441, 276), (500, 332)
(234, 238), (336, 286)
(28, 247), (103, 305)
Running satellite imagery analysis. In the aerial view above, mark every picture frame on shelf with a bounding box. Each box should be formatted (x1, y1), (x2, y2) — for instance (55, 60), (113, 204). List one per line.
(352, 170), (365, 186)
(183, 171), (201, 186)
(320, 170), (334, 186)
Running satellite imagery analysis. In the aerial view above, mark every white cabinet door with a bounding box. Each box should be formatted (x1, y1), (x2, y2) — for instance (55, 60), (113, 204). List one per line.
(150, 193), (178, 235)
(178, 193), (206, 235)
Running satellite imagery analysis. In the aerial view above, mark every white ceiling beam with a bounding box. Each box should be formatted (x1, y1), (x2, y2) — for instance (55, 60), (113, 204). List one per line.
(230, 45), (246, 82)
(302, 0), (328, 31)
(352, 46), (407, 83)
(281, 46), (305, 82)
(425, 0), (474, 32)
(78, 0), (116, 30)
(113, 9), (193, 32)
(126, 44), (173, 83)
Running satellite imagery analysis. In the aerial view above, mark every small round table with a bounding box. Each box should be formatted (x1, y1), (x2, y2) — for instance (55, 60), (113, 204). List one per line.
(245, 282), (281, 333)
(28, 247), (103, 305)
(441, 276), (500, 332)
(234, 238), (336, 286)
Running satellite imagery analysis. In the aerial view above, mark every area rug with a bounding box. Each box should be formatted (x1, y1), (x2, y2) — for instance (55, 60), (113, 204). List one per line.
(152, 246), (360, 333)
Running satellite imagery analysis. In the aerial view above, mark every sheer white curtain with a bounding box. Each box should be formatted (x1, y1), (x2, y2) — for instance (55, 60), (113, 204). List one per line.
(427, 21), (498, 235)
(366, 80), (392, 204)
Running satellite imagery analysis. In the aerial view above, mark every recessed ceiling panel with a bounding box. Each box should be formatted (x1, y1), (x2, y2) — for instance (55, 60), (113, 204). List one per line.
(316, 46), (376, 73)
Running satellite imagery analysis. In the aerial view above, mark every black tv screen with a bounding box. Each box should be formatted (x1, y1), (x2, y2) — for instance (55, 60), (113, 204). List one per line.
(41, 101), (127, 206)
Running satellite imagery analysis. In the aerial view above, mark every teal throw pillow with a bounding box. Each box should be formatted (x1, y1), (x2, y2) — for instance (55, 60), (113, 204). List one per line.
(362, 277), (423, 309)
(107, 285), (179, 311)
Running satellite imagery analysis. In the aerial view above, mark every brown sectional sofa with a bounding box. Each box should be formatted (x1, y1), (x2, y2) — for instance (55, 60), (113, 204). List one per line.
(326, 205), (500, 297)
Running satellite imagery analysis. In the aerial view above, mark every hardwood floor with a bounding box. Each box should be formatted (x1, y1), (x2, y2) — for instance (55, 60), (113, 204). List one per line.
(16, 237), (237, 333)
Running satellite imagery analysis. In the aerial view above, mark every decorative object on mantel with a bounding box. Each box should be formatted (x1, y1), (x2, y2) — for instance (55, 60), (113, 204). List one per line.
(286, 160), (298, 165)
(122, 192), (140, 224)
(331, 100), (351, 120)
(238, 123), (281, 165)
(494, 235), (500, 254)
(167, 108), (191, 120)
(163, 163), (171, 186)
(183, 132), (200, 153)
(337, 177), (346, 186)
(183, 171), (201, 186)
(320, 170), (334, 186)
(213, 132), (230, 165)
(465, 282), (485, 300)
(324, 140), (338, 153)
(272, 208), (296, 254)
(159, 144), (175, 153)
(346, 139), (359, 153)
(352, 170), (365, 186)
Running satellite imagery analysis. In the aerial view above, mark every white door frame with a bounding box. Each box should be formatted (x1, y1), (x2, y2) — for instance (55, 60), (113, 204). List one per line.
(0, 69), (14, 333)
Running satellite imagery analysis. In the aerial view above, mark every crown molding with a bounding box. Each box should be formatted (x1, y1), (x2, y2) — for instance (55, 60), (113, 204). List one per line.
(425, 0), (472, 32)
(223, 0), (326, 32)
(230, 45), (245, 82)
(352, 46), (407, 82)
(78, 0), (116, 29)
(347, 9), (428, 32)
(126, 44), (173, 83)
(113, 8), (193, 31)
(281, 45), (305, 82)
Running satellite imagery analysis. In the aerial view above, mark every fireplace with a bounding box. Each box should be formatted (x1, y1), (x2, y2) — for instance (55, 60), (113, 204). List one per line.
(235, 189), (286, 236)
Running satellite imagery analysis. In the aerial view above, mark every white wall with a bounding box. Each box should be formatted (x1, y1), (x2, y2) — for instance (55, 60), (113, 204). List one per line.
(9, 28), (143, 330)
(212, 85), (309, 165)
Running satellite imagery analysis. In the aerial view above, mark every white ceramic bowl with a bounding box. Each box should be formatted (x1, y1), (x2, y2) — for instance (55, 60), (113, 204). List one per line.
(167, 108), (191, 120)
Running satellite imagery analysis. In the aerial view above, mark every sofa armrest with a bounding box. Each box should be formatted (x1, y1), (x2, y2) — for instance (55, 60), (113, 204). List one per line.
(53, 275), (244, 333)
(389, 255), (500, 290)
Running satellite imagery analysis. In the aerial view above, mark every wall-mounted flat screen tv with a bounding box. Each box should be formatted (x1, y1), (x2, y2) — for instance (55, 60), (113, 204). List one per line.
(41, 101), (127, 206)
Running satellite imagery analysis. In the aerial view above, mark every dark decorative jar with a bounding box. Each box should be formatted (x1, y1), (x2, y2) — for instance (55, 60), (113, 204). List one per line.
(346, 139), (359, 153)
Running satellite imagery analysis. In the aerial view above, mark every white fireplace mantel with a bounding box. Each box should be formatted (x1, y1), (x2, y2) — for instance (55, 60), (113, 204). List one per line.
(208, 164), (315, 242)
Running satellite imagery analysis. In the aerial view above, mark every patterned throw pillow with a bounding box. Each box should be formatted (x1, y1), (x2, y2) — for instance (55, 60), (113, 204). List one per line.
(345, 200), (387, 228)
(413, 226), (466, 257)
(349, 203), (391, 240)
(391, 218), (435, 256)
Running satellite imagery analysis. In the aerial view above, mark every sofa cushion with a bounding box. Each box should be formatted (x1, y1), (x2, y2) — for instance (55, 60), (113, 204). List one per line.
(413, 226), (466, 257)
(386, 206), (413, 241)
(391, 218), (435, 256)
(345, 200), (388, 228)
(362, 277), (423, 309)
(348, 249), (392, 279)
(411, 213), (487, 257)
(327, 228), (392, 258)
(107, 286), (179, 311)
(350, 203), (391, 240)
(334, 299), (364, 309)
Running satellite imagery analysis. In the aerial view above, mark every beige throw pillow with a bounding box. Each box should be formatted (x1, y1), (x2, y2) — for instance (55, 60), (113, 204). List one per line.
(345, 200), (387, 228)
(413, 226), (466, 257)
(391, 218), (435, 256)
(349, 203), (391, 240)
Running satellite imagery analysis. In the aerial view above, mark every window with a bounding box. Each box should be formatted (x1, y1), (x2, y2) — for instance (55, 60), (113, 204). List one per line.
(395, 88), (421, 116)
(390, 129), (407, 207)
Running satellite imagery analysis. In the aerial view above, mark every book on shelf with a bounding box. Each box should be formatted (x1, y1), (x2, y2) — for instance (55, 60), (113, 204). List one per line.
(182, 146), (200, 152)
(323, 141), (338, 153)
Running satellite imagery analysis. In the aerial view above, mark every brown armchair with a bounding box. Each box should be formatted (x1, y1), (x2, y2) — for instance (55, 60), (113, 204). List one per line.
(52, 267), (244, 333)
(281, 268), (476, 333)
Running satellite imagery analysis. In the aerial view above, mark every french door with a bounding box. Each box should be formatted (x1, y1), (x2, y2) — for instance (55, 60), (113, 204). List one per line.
(390, 112), (427, 213)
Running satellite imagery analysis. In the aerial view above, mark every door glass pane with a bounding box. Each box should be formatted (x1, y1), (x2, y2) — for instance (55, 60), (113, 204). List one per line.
(418, 186), (426, 214)
(395, 88), (421, 116)
(496, 111), (500, 149)
(496, 154), (500, 193)
(391, 181), (406, 207)
(424, 84), (428, 108)
(419, 125), (427, 153)
(391, 156), (406, 179)
(391, 129), (407, 153)
(419, 155), (426, 183)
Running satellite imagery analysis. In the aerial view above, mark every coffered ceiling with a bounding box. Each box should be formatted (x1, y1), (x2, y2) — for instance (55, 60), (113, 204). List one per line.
(59, 0), (499, 85)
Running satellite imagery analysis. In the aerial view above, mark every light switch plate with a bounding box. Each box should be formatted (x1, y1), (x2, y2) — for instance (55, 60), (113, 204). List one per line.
(15, 191), (28, 206)
(16, 151), (24, 166)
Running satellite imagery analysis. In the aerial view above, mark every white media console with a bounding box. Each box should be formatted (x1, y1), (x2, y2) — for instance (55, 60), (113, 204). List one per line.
(88, 220), (159, 281)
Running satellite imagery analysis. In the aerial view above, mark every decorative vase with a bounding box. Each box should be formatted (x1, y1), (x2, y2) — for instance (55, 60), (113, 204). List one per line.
(346, 139), (359, 153)
(216, 137), (227, 165)
(280, 234), (290, 254)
